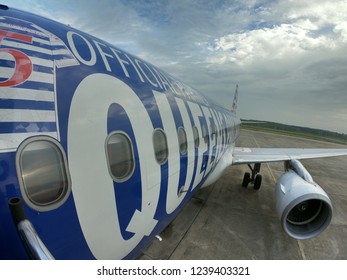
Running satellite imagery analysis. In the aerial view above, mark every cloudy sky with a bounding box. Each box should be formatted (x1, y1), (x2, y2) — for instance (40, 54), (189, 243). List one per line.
(4, 0), (347, 133)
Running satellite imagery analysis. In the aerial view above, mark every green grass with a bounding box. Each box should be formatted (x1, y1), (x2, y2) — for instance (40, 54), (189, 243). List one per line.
(242, 124), (347, 145)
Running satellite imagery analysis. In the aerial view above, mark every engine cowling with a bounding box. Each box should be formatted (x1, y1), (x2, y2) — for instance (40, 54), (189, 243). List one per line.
(275, 161), (333, 240)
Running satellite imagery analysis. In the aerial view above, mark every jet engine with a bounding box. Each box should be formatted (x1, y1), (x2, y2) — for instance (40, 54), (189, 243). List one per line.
(275, 160), (333, 240)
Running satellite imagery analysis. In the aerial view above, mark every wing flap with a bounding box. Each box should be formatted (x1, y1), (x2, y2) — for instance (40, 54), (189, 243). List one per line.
(233, 147), (347, 164)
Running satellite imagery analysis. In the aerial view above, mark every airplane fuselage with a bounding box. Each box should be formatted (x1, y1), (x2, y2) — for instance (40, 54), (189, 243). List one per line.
(0, 7), (240, 259)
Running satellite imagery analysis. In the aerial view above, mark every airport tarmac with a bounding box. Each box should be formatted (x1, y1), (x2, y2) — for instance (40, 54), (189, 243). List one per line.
(138, 129), (347, 260)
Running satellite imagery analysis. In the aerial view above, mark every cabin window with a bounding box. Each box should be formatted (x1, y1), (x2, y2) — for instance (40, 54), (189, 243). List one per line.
(16, 136), (71, 211)
(153, 129), (168, 164)
(210, 125), (214, 141)
(178, 127), (188, 155)
(106, 132), (135, 182)
(193, 126), (200, 148)
(202, 124), (209, 144)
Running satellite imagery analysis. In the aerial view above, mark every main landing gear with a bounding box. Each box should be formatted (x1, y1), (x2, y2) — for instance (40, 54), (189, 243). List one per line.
(242, 163), (262, 190)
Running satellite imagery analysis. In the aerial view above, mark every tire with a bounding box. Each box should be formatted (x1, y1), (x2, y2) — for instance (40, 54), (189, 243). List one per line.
(254, 174), (262, 190)
(242, 172), (251, 187)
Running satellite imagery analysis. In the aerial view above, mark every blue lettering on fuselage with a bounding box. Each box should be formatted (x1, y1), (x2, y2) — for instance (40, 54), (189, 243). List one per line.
(65, 30), (236, 259)
(0, 12), (239, 260)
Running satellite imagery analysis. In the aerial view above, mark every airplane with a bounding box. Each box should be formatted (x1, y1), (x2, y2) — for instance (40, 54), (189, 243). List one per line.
(1, 4), (347, 260)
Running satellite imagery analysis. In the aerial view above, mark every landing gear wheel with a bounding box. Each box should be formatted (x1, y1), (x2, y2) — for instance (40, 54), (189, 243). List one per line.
(254, 174), (262, 190)
(242, 172), (251, 187)
(242, 163), (263, 190)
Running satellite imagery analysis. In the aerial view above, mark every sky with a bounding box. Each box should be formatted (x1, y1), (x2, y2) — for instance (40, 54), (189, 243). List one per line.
(3, 0), (347, 133)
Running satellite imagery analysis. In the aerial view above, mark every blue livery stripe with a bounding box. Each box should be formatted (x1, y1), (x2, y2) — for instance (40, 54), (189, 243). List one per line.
(0, 99), (55, 110)
(1, 41), (51, 55)
(1, 59), (53, 74)
(3, 37), (50, 48)
(2, 41), (75, 62)
(9, 47), (52, 60)
(32, 64), (53, 74)
(0, 59), (15, 68)
(0, 122), (57, 134)
(15, 80), (54, 92)
(1, 42), (56, 61)
(0, 23), (50, 40)
(26, 47), (75, 63)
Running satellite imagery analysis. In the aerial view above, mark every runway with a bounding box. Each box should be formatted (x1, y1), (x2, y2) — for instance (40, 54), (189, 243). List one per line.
(138, 129), (347, 260)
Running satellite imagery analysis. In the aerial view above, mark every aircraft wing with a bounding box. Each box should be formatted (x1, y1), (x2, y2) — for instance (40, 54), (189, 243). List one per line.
(232, 147), (347, 164)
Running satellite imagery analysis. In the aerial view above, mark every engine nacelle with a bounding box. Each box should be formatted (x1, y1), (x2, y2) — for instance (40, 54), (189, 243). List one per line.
(275, 161), (333, 240)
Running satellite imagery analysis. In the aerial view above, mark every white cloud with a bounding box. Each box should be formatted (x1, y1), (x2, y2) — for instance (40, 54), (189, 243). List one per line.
(206, 19), (342, 66)
(334, 22), (347, 42)
(282, 0), (347, 23)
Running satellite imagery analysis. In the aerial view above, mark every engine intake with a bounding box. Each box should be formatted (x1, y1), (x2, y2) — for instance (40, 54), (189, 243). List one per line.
(275, 160), (333, 240)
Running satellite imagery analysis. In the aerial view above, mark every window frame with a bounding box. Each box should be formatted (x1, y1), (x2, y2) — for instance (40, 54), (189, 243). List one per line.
(177, 126), (188, 155)
(16, 136), (72, 212)
(192, 126), (200, 148)
(202, 124), (209, 144)
(105, 131), (135, 183)
(152, 128), (169, 165)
